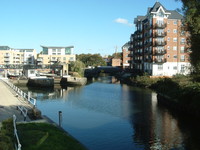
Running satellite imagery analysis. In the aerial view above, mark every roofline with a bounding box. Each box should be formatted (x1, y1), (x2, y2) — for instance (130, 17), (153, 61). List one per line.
(41, 45), (74, 49)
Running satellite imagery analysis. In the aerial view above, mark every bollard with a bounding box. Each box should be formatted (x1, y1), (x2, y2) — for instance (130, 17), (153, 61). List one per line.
(58, 111), (62, 127)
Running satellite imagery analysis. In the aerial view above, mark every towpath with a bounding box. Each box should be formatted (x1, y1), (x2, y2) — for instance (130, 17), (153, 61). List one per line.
(0, 79), (31, 122)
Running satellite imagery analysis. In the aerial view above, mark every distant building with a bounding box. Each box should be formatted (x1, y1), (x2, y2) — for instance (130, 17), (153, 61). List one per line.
(129, 2), (190, 76)
(122, 42), (131, 69)
(37, 46), (76, 65)
(112, 58), (121, 67)
(0, 46), (37, 66)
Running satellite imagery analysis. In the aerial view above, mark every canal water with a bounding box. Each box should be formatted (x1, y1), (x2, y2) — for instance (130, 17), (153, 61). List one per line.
(19, 76), (200, 150)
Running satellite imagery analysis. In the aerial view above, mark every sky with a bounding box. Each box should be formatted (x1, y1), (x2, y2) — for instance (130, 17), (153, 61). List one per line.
(0, 0), (183, 56)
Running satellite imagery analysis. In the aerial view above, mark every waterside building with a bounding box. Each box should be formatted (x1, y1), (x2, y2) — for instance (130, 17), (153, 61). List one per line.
(129, 2), (190, 76)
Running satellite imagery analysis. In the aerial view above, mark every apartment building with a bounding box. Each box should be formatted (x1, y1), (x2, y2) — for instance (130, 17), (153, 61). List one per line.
(122, 42), (131, 69)
(129, 2), (190, 76)
(0, 46), (37, 66)
(37, 46), (76, 65)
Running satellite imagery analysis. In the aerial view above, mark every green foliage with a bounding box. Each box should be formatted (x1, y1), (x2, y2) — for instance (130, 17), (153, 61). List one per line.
(17, 123), (87, 150)
(69, 60), (85, 77)
(176, 0), (200, 73)
(77, 53), (106, 67)
(0, 118), (15, 150)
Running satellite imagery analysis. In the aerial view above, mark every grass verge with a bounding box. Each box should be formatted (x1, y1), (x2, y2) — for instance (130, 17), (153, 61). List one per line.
(17, 122), (87, 150)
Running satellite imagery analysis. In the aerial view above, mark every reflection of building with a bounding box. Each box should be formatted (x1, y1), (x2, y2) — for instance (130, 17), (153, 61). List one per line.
(129, 2), (190, 76)
(0, 46), (37, 65)
(37, 46), (76, 65)
(123, 88), (183, 149)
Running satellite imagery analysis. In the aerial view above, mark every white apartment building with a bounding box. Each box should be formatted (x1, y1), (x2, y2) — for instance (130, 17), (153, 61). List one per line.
(37, 46), (76, 65)
(0, 46), (37, 66)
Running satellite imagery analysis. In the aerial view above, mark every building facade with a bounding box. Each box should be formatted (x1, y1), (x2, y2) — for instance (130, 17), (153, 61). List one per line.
(129, 2), (190, 76)
(0, 46), (37, 66)
(122, 42), (131, 69)
(37, 46), (76, 65)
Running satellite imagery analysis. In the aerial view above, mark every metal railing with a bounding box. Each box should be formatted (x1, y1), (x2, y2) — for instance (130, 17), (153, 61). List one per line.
(17, 106), (28, 121)
(1, 79), (36, 107)
(13, 115), (22, 150)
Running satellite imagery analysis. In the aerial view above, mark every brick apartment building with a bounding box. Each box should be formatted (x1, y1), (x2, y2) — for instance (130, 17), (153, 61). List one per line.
(122, 42), (131, 69)
(129, 2), (190, 76)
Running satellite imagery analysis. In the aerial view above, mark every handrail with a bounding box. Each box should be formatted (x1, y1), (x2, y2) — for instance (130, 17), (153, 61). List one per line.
(13, 115), (22, 150)
(17, 106), (28, 121)
(1, 79), (37, 107)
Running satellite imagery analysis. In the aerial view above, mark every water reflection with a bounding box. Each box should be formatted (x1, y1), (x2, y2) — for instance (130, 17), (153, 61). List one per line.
(17, 76), (200, 150)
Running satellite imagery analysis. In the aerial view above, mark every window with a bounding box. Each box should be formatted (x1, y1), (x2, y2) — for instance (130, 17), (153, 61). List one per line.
(63, 57), (66, 61)
(52, 49), (56, 52)
(167, 29), (170, 33)
(167, 46), (170, 50)
(173, 55), (177, 59)
(168, 37), (170, 41)
(173, 29), (177, 33)
(158, 64), (163, 70)
(173, 66), (177, 70)
(181, 38), (185, 44)
(180, 47), (185, 53)
(181, 55), (185, 61)
(174, 20), (177, 25)
(173, 38), (177, 42)
(70, 57), (74, 61)
(173, 46), (177, 50)
(181, 65), (185, 72)
(65, 48), (71, 54)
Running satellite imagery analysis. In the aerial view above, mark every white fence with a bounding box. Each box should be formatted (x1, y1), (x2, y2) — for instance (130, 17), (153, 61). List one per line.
(13, 115), (22, 150)
(1, 79), (37, 107)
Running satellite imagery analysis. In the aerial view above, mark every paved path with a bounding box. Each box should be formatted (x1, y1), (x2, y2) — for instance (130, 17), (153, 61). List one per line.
(0, 79), (31, 122)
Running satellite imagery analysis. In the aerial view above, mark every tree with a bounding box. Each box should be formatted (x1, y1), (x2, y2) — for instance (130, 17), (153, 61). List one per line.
(69, 60), (85, 77)
(76, 53), (106, 67)
(176, 0), (200, 73)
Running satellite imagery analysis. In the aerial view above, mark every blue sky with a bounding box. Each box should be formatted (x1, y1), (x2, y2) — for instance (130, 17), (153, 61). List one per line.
(0, 0), (182, 56)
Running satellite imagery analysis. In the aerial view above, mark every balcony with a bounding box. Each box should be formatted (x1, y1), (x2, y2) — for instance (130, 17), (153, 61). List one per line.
(134, 51), (143, 56)
(153, 23), (167, 29)
(134, 60), (142, 63)
(144, 58), (153, 63)
(128, 53), (133, 57)
(153, 41), (167, 46)
(153, 49), (167, 55)
(154, 58), (167, 63)
(153, 32), (167, 37)
(37, 58), (43, 62)
(135, 30), (143, 35)
(4, 54), (10, 58)
(144, 41), (152, 46)
(4, 59), (10, 62)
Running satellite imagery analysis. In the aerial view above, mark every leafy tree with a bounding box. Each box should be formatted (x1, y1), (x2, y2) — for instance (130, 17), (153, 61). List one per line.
(69, 60), (85, 77)
(176, 0), (200, 73)
(76, 53), (106, 67)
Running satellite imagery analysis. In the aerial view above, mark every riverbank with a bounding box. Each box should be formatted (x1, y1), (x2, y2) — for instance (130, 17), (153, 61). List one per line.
(117, 73), (200, 117)
(0, 118), (87, 150)
(0, 79), (87, 150)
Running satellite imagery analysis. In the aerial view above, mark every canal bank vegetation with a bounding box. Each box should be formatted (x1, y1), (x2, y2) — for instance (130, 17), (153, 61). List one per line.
(121, 74), (200, 117)
(0, 119), (87, 150)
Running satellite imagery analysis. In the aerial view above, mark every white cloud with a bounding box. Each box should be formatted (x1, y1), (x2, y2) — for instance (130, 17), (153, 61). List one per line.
(114, 18), (133, 27)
